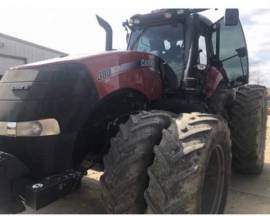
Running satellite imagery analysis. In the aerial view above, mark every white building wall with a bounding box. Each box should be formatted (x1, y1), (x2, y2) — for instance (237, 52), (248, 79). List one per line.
(0, 33), (66, 75)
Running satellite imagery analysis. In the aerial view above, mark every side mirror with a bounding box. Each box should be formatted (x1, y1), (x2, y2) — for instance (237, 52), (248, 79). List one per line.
(236, 47), (247, 58)
(224, 9), (239, 26)
(122, 20), (130, 44)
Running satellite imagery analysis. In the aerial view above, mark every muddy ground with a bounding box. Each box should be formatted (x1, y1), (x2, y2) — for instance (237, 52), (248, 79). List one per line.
(24, 117), (270, 214)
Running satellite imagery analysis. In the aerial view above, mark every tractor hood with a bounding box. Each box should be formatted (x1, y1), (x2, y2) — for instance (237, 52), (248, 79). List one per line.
(11, 50), (162, 98)
(0, 50), (161, 128)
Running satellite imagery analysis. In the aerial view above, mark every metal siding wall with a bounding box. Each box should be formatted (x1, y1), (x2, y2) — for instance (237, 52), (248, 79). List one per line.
(0, 56), (25, 74)
(0, 35), (64, 75)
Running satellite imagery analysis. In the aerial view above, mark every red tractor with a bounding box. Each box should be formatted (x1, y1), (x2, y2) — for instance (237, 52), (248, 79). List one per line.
(0, 9), (267, 214)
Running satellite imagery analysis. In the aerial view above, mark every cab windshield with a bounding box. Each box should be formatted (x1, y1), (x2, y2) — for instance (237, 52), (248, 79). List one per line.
(128, 23), (185, 82)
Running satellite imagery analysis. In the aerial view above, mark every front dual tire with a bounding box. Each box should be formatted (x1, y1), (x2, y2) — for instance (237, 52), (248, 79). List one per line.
(101, 111), (231, 214)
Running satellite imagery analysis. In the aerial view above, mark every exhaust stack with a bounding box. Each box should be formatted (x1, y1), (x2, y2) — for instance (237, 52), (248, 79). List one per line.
(96, 15), (113, 51)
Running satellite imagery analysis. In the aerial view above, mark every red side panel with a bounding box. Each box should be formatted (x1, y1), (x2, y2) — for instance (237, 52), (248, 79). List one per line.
(204, 66), (224, 97)
(79, 51), (162, 100)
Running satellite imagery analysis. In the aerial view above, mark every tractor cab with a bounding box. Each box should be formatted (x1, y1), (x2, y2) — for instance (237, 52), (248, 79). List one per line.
(123, 9), (249, 94)
(126, 9), (188, 88)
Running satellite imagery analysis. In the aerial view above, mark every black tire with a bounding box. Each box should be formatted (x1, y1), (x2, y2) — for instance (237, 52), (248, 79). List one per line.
(207, 87), (235, 120)
(100, 110), (174, 213)
(145, 113), (231, 213)
(230, 84), (267, 174)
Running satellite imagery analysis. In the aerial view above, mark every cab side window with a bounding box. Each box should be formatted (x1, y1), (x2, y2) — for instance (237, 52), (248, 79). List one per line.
(212, 18), (248, 86)
(198, 35), (207, 65)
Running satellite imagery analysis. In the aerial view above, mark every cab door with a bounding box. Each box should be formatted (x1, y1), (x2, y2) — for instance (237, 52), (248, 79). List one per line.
(212, 18), (249, 87)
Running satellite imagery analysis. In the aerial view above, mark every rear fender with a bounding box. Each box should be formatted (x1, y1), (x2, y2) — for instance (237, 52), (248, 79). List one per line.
(204, 66), (224, 97)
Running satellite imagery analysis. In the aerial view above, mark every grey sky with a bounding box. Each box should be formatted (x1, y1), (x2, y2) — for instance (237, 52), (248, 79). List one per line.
(238, 9), (270, 87)
(0, 0), (269, 86)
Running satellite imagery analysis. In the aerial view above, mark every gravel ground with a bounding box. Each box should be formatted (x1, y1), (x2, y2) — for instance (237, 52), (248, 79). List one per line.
(225, 116), (270, 214)
(24, 117), (270, 214)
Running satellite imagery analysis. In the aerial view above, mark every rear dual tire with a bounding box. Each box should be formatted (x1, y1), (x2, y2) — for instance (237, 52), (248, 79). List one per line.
(230, 84), (267, 174)
(101, 111), (231, 213)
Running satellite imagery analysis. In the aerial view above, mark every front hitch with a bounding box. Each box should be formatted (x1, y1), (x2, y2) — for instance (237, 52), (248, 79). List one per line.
(0, 152), (29, 213)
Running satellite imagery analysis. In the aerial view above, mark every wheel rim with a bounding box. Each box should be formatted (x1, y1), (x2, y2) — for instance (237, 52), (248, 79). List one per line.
(201, 145), (225, 213)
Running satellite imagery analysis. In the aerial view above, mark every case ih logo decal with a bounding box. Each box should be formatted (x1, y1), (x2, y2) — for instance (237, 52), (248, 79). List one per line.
(97, 57), (158, 81)
(140, 58), (156, 69)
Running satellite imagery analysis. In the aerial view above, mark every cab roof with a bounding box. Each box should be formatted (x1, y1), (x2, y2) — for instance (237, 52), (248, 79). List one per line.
(127, 8), (213, 29)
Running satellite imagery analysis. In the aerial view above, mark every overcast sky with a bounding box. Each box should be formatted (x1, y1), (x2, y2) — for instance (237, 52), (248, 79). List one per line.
(0, 0), (270, 87)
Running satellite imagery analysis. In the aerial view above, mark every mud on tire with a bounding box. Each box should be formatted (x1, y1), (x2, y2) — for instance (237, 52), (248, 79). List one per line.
(230, 84), (267, 174)
(145, 113), (231, 213)
(100, 110), (174, 213)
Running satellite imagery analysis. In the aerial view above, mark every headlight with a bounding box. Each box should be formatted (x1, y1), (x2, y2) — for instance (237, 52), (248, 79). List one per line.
(0, 119), (60, 137)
